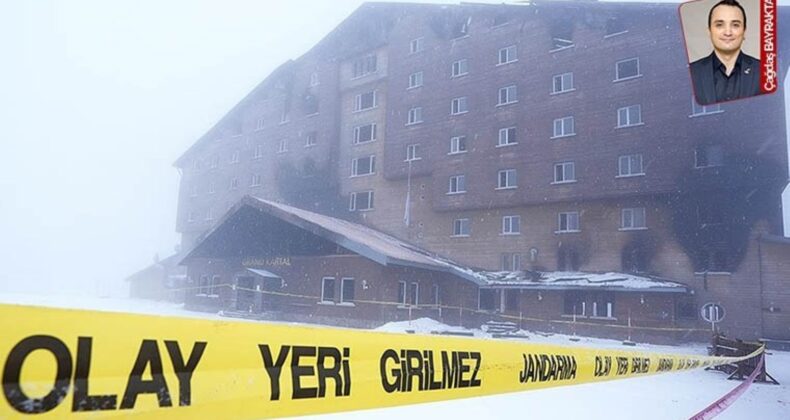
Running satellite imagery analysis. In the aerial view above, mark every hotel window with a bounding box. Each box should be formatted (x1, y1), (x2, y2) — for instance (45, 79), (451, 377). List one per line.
(618, 154), (644, 176)
(353, 123), (377, 144)
(691, 98), (722, 116)
(493, 13), (509, 27)
(208, 181), (216, 194)
(501, 253), (522, 271)
(497, 85), (517, 106)
(433, 284), (440, 306)
(615, 58), (640, 81)
(321, 277), (335, 303)
(351, 155), (375, 177)
(277, 139), (288, 153)
(398, 281), (407, 305)
(305, 131), (317, 147)
(552, 72), (574, 94)
(558, 211), (580, 233)
(617, 105), (642, 127)
(621, 207), (647, 230)
(448, 175), (466, 194)
(497, 127), (517, 146)
(253, 144), (264, 159)
(340, 278), (355, 304)
(354, 91), (377, 111)
(449, 135), (467, 154)
(554, 161), (576, 183)
(591, 293), (615, 318)
(502, 216), (521, 235)
(309, 72), (319, 87)
(552, 116), (575, 138)
(452, 18), (470, 38)
(208, 275), (222, 296)
(452, 218), (470, 237)
(250, 174), (262, 187)
(349, 191), (374, 211)
(280, 110), (289, 124)
(605, 17), (627, 37)
(563, 291), (586, 316)
(230, 150), (240, 164)
(451, 59), (469, 77)
(409, 282), (419, 306)
(352, 54), (377, 79)
(197, 275), (209, 295)
(255, 118), (265, 131)
(409, 37), (424, 54)
(407, 107), (423, 125)
(450, 96), (468, 115)
(229, 177), (239, 190)
(405, 144), (420, 162)
(478, 289), (497, 311)
(205, 208), (214, 221)
(187, 211), (196, 223)
(209, 156), (219, 169)
(190, 185), (198, 197)
(695, 145), (724, 168)
(497, 169), (517, 189)
(408, 71), (423, 89)
(498, 45), (517, 65)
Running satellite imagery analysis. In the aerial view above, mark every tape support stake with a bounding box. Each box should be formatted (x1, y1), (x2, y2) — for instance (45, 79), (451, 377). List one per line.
(0, 304), (763, 419)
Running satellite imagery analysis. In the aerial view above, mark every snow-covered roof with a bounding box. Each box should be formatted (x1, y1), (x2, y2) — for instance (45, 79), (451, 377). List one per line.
(481, 271), (688, 293)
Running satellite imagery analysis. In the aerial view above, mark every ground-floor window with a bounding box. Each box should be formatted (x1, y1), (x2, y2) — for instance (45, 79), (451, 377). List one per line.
(562, 291), (586, 316)
(591, 292), (615, 318)
(341, 277), (355, 303)
(321, 277), (335, 302)
(504, 289), (519, 312)
(479, 289), (497, 311)
(409, 282), (419, 306)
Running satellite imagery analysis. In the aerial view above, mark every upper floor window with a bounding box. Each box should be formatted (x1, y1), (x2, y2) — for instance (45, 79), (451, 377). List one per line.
(255, 118), (265, 131)
(452, 218), (470, 237)
(551, 28), (575, 51)
(187, 211), (196, 223)
(621, 207), (646, 230)
(502, 215), (521, 235)
(353, 123), (377, 144)
(349, 191), (374, 211)
(309, 72), (320, 87)
(618, 154), (644, 176)
(501, 253), (522, 271)
(321, 277), (335, 303)
(451, 59), (469, 77)
(691, 98), (722, 116)
(605, 17), (627, 37)
(209, 156), (219, 169)
(341, 278), (355, 304)
(351, 155), (376, 177)
(192, 160), (201, 171)
(230, 150), (240, 164)
(617, 105), (642, 128)
(695, 145), (724, 168)
(277, 139), (288, 153)
(448, 175), (466, 194)
(409, 37), (424, 54)
(615, 58), (640, 81)
(450, 97), (468, 115)
(250, 174), (262, 187)
(558, 211), (580, 233)
(190, 185), (199, 197)
(452, 18), (470, 39)
(552, 72), (574, 94)
(407, 107), (423, 125)
(498, 85), (517, 106)
(280, 110), (289, 124)
(354, 91), (377, 112)
(253, 144), (264, 159)
(405, 144), (420, 162)
(493, 13), (510, 27)
(305, 131), (317, 147)
(498, 45), (517, 65)
(352, 54), (377, 79)
(554, 161), (577, 183)
(207, 181), (216, 194)
(229, 177), (239, 190)
(408, 71), (423, 89)
(497, 127), (517, 146)
(552, 116), (575, 138)
(449, 135), (467, 154)
(497, 169), (517, 189)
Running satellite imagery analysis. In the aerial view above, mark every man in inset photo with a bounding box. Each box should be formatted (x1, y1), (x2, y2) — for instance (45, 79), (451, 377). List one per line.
(688, 0), (761, 105)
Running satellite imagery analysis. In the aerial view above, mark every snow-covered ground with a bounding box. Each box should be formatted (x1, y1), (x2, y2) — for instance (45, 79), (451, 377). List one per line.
(1, 293), (787, 419)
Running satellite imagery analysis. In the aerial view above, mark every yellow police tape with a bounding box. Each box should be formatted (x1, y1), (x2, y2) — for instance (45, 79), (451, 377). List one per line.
(0, 304), (762, 419)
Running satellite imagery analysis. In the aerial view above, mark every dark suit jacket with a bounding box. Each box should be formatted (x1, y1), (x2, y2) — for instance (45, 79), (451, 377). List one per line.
(690, 51), (761, 105)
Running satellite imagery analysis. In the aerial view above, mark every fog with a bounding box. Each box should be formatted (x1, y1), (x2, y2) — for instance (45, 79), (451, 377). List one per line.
(0, 0), (788, 298)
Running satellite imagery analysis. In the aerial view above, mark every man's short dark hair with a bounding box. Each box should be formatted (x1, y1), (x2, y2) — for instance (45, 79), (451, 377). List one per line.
(708, 0), (747, 29)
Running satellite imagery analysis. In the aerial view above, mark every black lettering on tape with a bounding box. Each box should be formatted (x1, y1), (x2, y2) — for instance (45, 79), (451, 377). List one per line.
(259, 344), (290, 401)
(72, 337), (118, 411)
(290, 346), (317, 399)
(2, 335), (72, 414)
(164, 341), (206, 407)
(120, 340), (172, 409)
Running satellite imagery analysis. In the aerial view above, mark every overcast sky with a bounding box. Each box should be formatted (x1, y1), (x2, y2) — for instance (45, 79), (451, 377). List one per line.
(0, 0), (788, 297)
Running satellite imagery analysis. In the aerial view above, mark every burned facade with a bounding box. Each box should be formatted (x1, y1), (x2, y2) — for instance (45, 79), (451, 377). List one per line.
(167, 2), (790, 342)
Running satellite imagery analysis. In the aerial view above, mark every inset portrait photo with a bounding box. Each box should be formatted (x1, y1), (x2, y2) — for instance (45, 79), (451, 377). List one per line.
(680, 0), (778, 106)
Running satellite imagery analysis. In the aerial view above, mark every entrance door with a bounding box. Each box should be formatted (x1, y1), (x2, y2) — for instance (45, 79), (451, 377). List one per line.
(236, 276), (256, 312)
